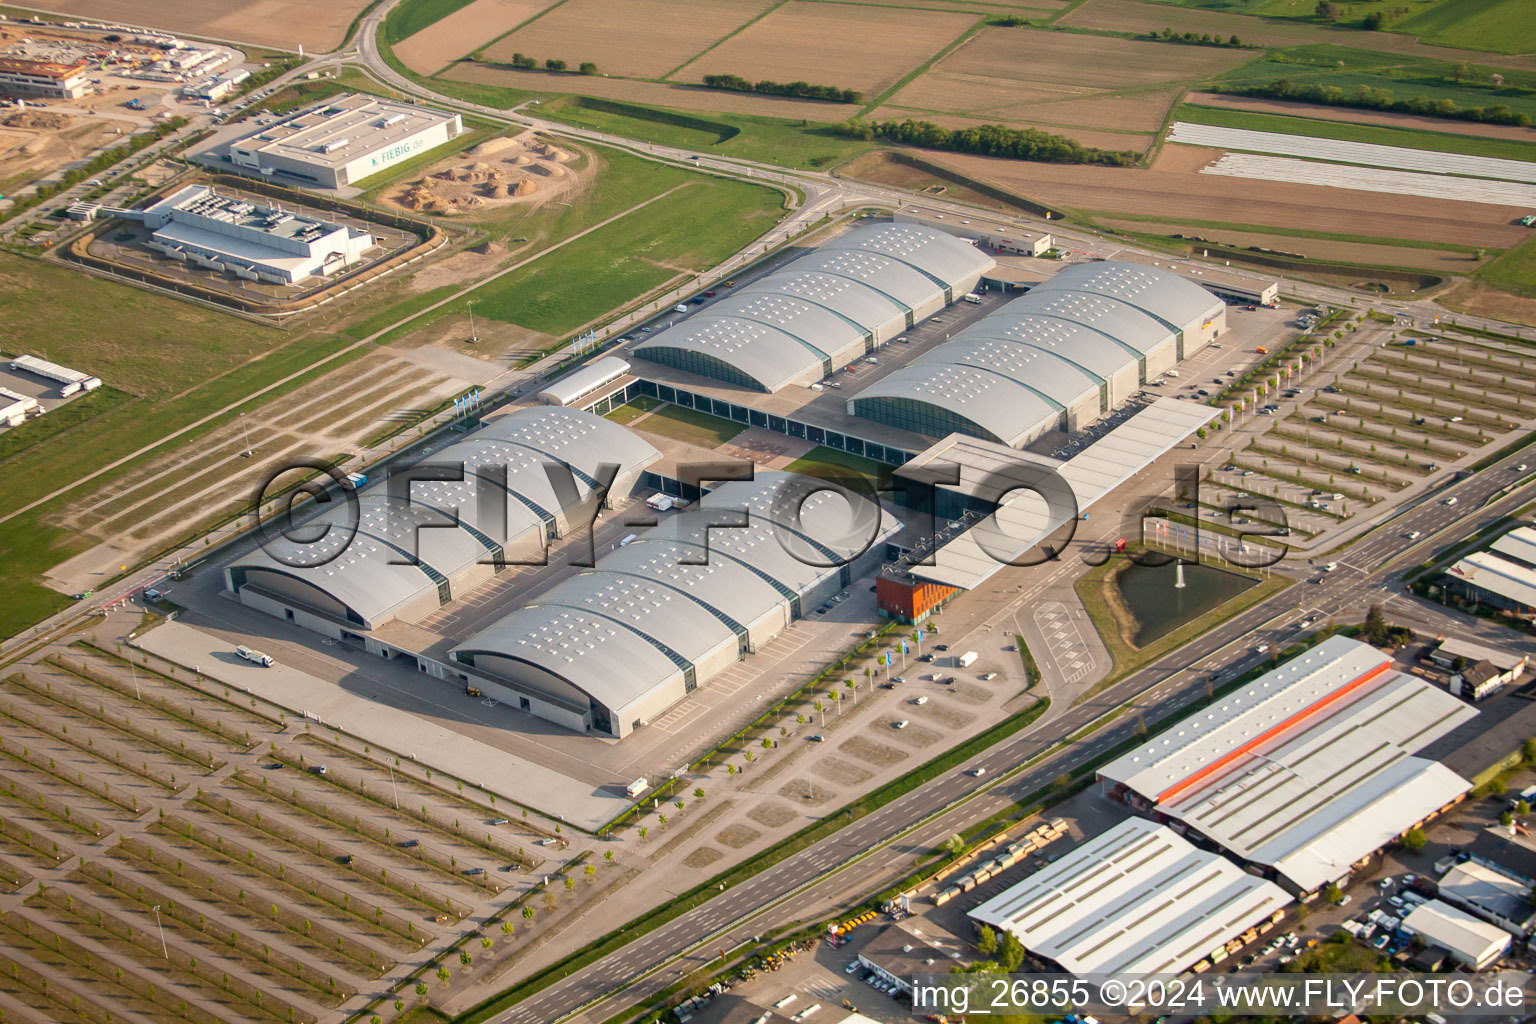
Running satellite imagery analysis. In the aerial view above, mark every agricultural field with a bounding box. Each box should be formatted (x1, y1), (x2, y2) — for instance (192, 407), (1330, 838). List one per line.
(1391, 0), (1536, 54)
(17, 0), (372, 51)
(0, 635), (579, 1024)
(915, 144), (1532, 249)
(674, 1), (978, 99)
(483, 0), (777, 81)
(394, 0), (555, 75)
(880, 27), (1250, 151)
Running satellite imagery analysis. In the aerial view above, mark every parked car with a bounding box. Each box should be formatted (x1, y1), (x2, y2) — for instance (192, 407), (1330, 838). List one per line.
(808, 734), (825, 742)
(892, 720), (909, 729)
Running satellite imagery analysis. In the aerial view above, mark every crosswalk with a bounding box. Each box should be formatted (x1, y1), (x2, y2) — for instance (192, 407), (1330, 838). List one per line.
(1035, 601), (1096, 684)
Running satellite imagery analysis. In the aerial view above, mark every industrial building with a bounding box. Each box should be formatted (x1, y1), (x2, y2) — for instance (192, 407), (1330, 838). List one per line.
(224, 93), (463, 189)
(183, 67), (249, 102)
(1401, 900), (1510, 969)
(0, 388), (39, 428)
(130, 184), (373, 285)
(1098, 635), (1477, 895)
(850, 261), (1225, 447)
(1437, 859), (1536, 938)
(1444, 524), (1536, 616)
(894, 204), (1053, 257)
(969, 817), (1291, 976)
(449, 471), (899, 737)
(10, 354), (100, 396)
(856, 925), (957, 995)
(227, 407), (661, 635)
(536, 356), (632, 408)
(634, 223), (993, 392)
(0, 56), (90, 98)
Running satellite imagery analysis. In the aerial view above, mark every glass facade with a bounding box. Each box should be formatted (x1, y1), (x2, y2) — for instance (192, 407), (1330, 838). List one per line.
(850, 396), (1005, 446)
(632, 347), (768, 391)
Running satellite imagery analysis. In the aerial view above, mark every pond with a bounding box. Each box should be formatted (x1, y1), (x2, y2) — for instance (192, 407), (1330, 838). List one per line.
(1115, 559), (1258, 647)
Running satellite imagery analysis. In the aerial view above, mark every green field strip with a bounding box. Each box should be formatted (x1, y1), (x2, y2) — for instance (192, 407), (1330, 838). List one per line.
(660, 0), (794, 83)
(460, 0), (574, 70)
(857, 14), (990, 116)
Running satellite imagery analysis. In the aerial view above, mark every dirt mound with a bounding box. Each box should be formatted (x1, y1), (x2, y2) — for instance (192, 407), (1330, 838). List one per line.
(512, 154), (532, 166)
(398, 183), (443, 211)
(512, 179), (537, 196)
(19, 139), (47, 156)
(486, 182), (509, 199)
(3, 111), (71, 130)
(468, 136), (521, 158)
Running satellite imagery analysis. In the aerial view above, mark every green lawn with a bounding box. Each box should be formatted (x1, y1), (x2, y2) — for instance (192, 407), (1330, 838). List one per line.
(382, 0), (478, 45)
(783, 446), (888, 485)
(1395, 0), (1536, 55)
(1475, 236), (1536, 300)
(1174, 102), (1536, 163)
(395, 166), (784, 346)
(604, 396), (660, 424)
(633, 404), (746, 448)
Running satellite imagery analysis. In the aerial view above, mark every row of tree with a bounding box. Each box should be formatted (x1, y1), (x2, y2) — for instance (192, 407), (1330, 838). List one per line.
(503, 53), (598, 75)
(833, 118), (1141, 167)
(1150, 27), (1250, 47)
(701, 74), (861, 104)
(1212, 78), (1533, 127)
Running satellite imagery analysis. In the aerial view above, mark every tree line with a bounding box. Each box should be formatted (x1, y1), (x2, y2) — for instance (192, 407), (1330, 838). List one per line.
(701, 74), (861, 104)
(1149, 27), (1252, 48)
(503, 53), (598, 75)
(833, 118), (1141, 167)
(1211, 78), (1533, 127)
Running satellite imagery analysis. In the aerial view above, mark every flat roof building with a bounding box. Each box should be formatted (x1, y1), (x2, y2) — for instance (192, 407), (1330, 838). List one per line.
(969, 817), (1291, 976)
(1401, 899), (1510, 969)
(1438, 859), (1536, 937)
(857, 925), (960, 995)
(10, 354), (100, 396)
(0, 56), (90, 99)
(133, 184), (372, 285)
(894, 204), (1053, 257)
(1098, 635), (1477, 894)
(0, 388), (39, 428)
(634, 223), (994, 392)
(850, 262), (1224, 447)
(537, 356), (632, 407)
(1444, 543), (1536, 616)
(225, 93), (463, 189)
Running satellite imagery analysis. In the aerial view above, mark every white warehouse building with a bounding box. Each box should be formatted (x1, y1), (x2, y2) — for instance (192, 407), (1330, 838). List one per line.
(133, 184), (372, 285)
(1098, 635), (1476, 895)
(851, 261), (1226, 448)
(225, 93), (463, 189)
(970, 817), (1291, 976)
(227, 407), (662, 634)
(450, 471), (899, 738)
(634, 223), (994, 392)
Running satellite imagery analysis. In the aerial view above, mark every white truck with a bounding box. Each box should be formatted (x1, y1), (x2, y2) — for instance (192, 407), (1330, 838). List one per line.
(235, 645), (273, 667)
(962, 292), (983, 304)
(957, 650), (979, 668)
(625, 777), (649, 798)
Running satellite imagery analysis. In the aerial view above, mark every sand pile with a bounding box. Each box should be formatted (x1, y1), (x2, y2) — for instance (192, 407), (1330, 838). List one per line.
(468, 136), (520, 158)
(399, 182), (443, 211)
(3, 110), (71, 130)
(486, 182), (509, 198)
(512, 179), (537, 196)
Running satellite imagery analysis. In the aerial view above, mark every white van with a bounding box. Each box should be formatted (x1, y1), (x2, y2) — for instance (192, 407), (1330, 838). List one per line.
(673, 304), (690, 314)
(1444, 496), (1458, 506)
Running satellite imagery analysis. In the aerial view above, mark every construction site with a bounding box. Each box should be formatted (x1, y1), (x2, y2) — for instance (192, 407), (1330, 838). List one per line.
(383, 132), (582, 217)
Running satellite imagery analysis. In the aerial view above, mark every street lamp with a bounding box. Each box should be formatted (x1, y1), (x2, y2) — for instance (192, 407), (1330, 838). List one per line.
(467, 300), (479, 345)
(387, 760), (399, 809)
(151, 905), (167, 958)
(239, 414), (253, 458)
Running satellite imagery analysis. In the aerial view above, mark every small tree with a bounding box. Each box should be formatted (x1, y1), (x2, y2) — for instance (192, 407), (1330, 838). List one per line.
(1324, 882), (1343, 904)
(1519, 800), (1531, 816)
(999, 932), (1026, 972)
(436, 966), (451, 984)
(976, 925), (998, 956)
(1402, 827), (1427, 852)
(545, 58), (567, 71)
(1501, 810), (1515, 827)
(942, 834), (965, 857)
(579, 61), (598, 75)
